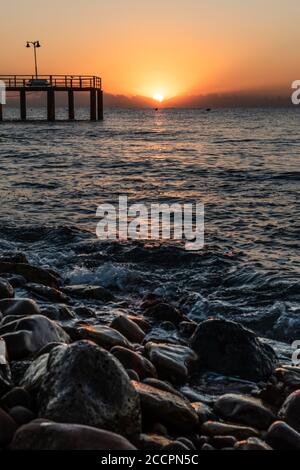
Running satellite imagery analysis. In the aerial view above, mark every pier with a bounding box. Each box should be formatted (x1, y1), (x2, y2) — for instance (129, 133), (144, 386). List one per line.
(0, 75), (103, 122)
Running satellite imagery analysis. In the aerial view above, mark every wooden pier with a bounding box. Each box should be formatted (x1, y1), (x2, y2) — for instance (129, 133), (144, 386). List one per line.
(0, 75), (103, 122)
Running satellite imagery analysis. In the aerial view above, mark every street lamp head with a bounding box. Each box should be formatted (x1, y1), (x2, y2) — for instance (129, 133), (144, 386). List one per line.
(36, 41), (41, 48)
(26, 42), (30, 48)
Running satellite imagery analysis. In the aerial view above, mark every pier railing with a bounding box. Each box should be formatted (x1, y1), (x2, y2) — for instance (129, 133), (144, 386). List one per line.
(0, 75), (102, 90)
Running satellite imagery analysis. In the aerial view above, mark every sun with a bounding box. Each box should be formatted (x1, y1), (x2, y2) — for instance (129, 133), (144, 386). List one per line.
(153, 93), (164, 103)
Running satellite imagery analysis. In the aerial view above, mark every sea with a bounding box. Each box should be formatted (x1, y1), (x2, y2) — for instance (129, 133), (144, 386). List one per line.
(0, 107), (299, 395)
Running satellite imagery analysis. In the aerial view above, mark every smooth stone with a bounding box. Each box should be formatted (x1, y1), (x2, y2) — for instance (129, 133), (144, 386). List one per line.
(9, 406), (36, 425)
(164, 441), (190, 451)
(0, 338), (12, 397)
(0, 278), (14, 299)
(40, 305), (76, 321)
(0, 315), (70, 359)
(27, 284), (70, 303)
(176, 437), (196, 450)
(145, 342), (198, 383)
(111, 315), (145, 343)
(62, 285), (114, 302)
(143, 378), (185, 398)
(234, 437), (272, 450)
(0, 387), (34, 411)
(190, 319), (277, 382)
(266, 421), (300, 450)
(191, 402), (216, 424)
(111, 346), (157, 379)
(278, 389), (300, 433)
(201, 421), (259, 440)
(275, 367), (300, 388)
(201, 443), (215, 450)
(77, 325), (130, 350)
(0, 298), (41, 317)
(35, 341), (141, 437)
(214, 393), (275, 430)
(126, 369), (140, 381)
(179, 321), (197, 338)
(4, 275), (26, 288)
(145, 302), (183, 324)
(138, 433), (173, 451)
(211, 436), (237, 449)
(132, 380), (198, 431)
(0, 252), (28, 264)
(0, 262), (60, 288)
(127, 315), (151, 333)
(11, 420), (136, 450)
(0, 408), (17, 446)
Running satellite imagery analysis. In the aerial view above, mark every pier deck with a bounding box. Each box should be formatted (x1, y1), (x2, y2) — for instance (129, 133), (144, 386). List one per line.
(0, 75), (103, 121)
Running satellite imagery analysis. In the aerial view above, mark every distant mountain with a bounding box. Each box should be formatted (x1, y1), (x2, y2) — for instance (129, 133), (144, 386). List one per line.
(5, 89), (293, 108)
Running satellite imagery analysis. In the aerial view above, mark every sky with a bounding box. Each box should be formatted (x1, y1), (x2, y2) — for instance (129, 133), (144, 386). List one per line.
(1, 0), (300, 100)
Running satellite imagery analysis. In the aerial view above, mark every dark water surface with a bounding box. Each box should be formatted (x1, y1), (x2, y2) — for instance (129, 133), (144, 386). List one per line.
(0, 108), (299, 360)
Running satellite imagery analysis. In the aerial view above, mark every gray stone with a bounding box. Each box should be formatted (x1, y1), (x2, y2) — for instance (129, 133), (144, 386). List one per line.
(0, 315), (70, 359)
(111, 315), (145, 343)
(214, 393), (275, 430)
(279, 389), (300, 433)
(132, 380), (198, 431)
(145, 342), (198, 383)
(266, 421), (300, 450)
(11, 420), (136, 450)
(190, 319), (277, 381)
(0, 278), (14, 299)
(111, 346), (157, 379)
(36, 341), (141, 437)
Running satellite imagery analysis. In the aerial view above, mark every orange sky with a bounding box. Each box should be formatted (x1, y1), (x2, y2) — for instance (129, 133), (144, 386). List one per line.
(1, 0), (299, 99)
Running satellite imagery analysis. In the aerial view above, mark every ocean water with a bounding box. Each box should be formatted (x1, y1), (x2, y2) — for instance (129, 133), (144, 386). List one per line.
(0, 107), (300, 361)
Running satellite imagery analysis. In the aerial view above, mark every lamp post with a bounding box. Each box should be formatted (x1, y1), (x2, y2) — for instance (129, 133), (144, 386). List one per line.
(26, 41), (41, 78)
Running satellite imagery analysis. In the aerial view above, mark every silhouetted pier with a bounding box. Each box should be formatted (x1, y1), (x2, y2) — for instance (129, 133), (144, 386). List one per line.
(0, 75), (103, 122)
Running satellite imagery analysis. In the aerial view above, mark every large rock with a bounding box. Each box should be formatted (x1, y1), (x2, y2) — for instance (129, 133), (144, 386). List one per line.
(0, 278), (14, 299)
(278, 389), (300, 433)
(132, 380), (198, 431)
(266, 421), (300, 450)
(0, 339), (12, 397)
(145, 342), (198, 383)
(111, 346), (157, 379)
(0, 298), (41, 317)
(111, 315), (145, 344)
(32, 341), (141, 437)
(214, 394), (275, 430)
(77, 325), (130, 350)
(0, 262), (60, 288)
(11, 420), (136, 450)
(62, 285), (114, 302)
(0, 315), (70, 359)
(190, 319), (277, 381)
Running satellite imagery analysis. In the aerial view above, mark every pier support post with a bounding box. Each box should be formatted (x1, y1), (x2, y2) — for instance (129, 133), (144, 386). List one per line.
(68, 90), (75, 120)
(0, 103), (3, 121)
(97, 90), (103, 120)
(20, 89), (27, 121)
(90, 89), (97, 121)
(47, 89), (55, 122)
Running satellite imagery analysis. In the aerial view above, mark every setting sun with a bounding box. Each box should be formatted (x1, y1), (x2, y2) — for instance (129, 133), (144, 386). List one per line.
(153, 93), (164, 103)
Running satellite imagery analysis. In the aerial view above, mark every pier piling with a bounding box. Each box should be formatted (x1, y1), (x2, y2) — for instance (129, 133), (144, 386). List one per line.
(20, 89), (27, 120)
(68, 90), (75, 120)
